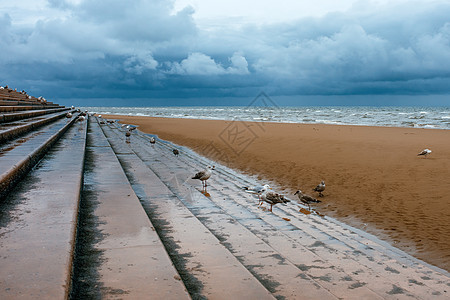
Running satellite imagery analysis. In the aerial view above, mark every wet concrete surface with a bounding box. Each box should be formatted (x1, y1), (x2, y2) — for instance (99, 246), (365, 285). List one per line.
(100, 124), (276, 300)
(0, 110), (70, 144)
(0, 107), (68, 123)
(70, 134), (105, 299)
(0, 119), (87, 299)
(0, 115), (78, 200)
(74, 119), (189, 299)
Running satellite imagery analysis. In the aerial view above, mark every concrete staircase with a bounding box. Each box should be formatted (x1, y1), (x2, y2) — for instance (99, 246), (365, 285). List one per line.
(0, 111), (449, 299)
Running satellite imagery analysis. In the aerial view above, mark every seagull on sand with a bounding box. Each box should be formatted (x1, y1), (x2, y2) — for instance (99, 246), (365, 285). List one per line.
(417, 148), (432, 158)
(294, 190), (321, 210)
(313, 181), (326, 197)
(243, 184), (271, 206)
(149, 137), (156, 144)
(260, 190), (290, 212)
(192, 166), (215, 190)
(173, 149), (180, 156)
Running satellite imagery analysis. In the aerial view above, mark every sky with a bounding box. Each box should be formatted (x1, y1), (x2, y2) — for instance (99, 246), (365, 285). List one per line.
(1, 0), (450, 106)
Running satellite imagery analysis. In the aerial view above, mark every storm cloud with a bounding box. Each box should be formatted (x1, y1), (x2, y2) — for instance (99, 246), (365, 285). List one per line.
(0, 0), (449, 105)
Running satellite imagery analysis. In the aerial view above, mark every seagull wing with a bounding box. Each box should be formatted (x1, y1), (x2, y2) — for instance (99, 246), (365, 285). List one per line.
(192, 170), (206, 180)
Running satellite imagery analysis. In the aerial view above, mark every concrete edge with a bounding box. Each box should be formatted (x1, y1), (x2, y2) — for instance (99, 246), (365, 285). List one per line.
(0, 113), (79, 200)
(0, 110), (72, 144)
(0, 107), (69, 123)
(65, 115), (88, 299)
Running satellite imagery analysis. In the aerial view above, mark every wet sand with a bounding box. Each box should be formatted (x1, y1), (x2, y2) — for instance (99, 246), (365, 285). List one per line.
(103, 115), (450, 271)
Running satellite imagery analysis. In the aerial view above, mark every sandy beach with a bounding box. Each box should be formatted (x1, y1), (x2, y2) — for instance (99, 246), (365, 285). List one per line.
(103, 114), (450, 271)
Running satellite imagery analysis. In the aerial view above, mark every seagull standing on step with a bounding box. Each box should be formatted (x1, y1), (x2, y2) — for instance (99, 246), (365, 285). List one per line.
(125, 131), (131, 143)
(294, 190), (321, 210)
(313, 181), (326, 197)
(417, 148), (432, 158)
(260, 190), (289, 212)
(192, 166), (215, 191)
(149, 137), (156, 144)
(127, 125), (137, 132)
(173, 149), (180, 156)
(243, 184), (271, 206)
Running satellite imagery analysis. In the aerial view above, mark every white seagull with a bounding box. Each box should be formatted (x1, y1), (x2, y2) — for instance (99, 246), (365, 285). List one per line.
(127, 125), (137, 131)
(149, 137), (156, 144)
(192, 166), (215, 191)
(243, 184), (272, 206)
(417, 148), (432, 158)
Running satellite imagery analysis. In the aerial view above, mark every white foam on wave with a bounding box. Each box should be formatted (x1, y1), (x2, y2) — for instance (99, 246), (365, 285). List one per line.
(316, 119), (343, 125)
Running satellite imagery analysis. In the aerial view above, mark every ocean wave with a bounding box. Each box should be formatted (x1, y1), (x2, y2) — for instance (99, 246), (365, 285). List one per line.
(82, 106), (450, 130)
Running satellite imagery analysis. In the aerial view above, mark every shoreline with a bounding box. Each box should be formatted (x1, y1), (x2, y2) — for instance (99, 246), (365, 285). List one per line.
(103, 114), (450, 271)
(101, 112), (450, 130)
(94, 106), (450, 131)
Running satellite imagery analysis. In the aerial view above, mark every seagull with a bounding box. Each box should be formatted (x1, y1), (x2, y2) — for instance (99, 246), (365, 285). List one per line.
(77, 115), (86, 122)
(417, 148), (432, 158)
(149, 137), (156, 144)
(192, 166), (215, 190)
(66, 112), (72, 118)
(313, 181), (326, 197)
(127, 125), (137, 131)
(260, 190), (290, 212)
(173, 149), (180, 156)
(243, 184), (272, 206)
(294, 190), (321, 210)
(125, 131), (131, 143)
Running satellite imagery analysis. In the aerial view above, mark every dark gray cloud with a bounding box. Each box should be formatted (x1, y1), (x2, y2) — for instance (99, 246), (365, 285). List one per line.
(0, 0), (449, 106)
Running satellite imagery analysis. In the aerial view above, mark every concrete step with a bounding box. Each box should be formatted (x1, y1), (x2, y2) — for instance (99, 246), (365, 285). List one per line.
(99, 121), (280, 300)
(108, 122), (450, 299)
(0, 116), (87, 299)
(0, 110), (73, 144)
(0, 107), (69, 123)
(0, 99), (60, 107)
(70, 117), (190, 299)
(0, 114), (79, 200)
(0, 106), (56, 113)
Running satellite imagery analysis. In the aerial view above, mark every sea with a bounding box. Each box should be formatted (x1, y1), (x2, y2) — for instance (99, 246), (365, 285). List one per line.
(84, 106), (450, 130)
